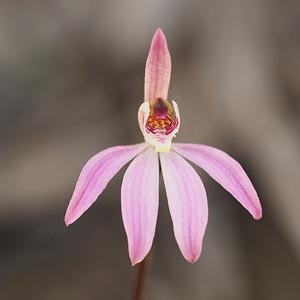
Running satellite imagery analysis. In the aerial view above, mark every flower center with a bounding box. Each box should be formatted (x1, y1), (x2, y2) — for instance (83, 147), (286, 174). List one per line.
(145, 98), (179, 136)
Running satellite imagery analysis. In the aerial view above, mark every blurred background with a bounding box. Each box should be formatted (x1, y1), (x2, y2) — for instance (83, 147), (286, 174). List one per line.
(0, 0), (300, 299)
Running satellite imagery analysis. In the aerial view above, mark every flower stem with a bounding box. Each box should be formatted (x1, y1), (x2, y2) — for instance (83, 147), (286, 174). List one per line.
(132, 254), (150, 300)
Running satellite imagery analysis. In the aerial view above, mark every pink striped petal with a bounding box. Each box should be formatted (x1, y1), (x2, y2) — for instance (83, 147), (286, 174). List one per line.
(144, 28), (171, 102)
(160, 151), (208, 263)
(121, 146), (159, 265)
(65, 143), (147, 226)
(172, 143), (262, 219)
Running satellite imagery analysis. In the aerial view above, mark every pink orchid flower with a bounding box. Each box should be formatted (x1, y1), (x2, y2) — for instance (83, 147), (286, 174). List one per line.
(65, 28), (262, 266)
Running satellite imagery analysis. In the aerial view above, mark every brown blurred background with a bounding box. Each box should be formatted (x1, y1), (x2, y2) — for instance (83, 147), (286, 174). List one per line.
(0, 0), (300, 299)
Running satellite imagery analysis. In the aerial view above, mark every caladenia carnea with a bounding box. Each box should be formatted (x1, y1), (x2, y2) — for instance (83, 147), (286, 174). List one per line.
(65, 28), (262, 267)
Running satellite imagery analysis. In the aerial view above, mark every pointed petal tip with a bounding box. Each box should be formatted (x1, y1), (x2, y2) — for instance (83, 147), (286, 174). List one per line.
(189, 258), (197, 264)
(130, 254), (144, 267)
(64, 206), (79, 226)
(185, 253), (200, 264)
(64, 214), (74, 227)
(253, 209), (263, 220)
(130, 259), (139, 267)
(151, 28), (167, 46)
(249, 199), (262, 220)
(154, 27), (164, 37)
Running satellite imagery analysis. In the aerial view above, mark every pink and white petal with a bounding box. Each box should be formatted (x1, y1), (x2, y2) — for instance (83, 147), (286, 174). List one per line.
(65, 143), (148, 226)
(121, 147), (159, 265)
(160, 151), (208, 263)
(144, 28), (171, 102)
(137, 101), (150, 136)
(172, 143), (262, 220)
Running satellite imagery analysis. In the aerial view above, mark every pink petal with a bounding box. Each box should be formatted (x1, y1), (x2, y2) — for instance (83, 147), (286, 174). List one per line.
(172, 143), (262, 219)
(121, 147), (159, 266)
(144, 28), (171, 102)
(65, 143), (147, 226)
(160, 151), (208, 263)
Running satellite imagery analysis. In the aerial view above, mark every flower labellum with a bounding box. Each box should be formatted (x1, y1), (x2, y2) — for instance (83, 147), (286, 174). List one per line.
(139, 97), (180, 152)
(65, 28), (262, 266)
